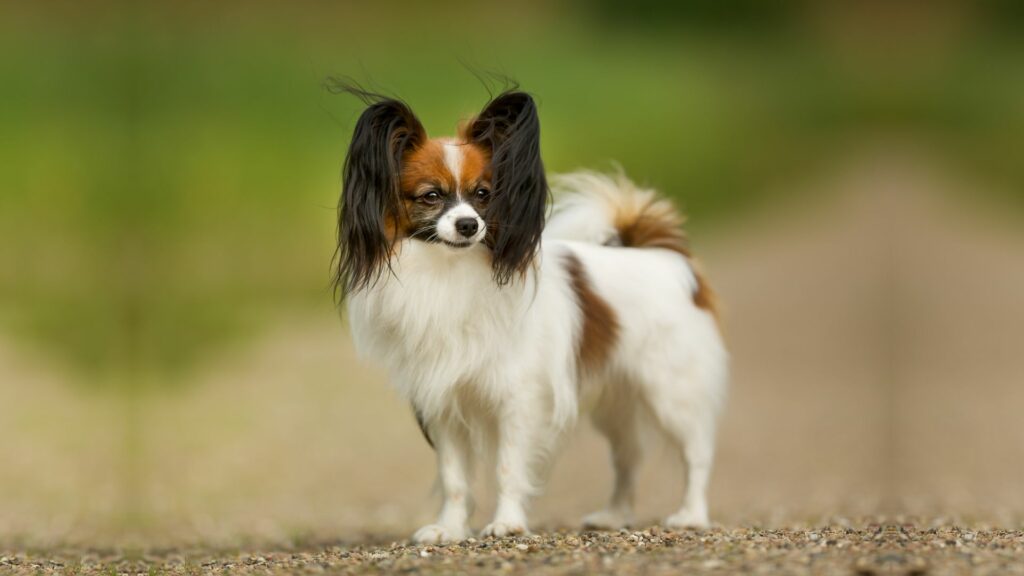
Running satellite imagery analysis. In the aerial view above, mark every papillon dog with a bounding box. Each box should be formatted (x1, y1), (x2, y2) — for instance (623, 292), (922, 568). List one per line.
(334, 87), (728, 544)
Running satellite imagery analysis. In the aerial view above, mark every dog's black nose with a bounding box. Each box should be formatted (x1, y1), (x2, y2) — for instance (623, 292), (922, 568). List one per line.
(455, 217), (479, 238)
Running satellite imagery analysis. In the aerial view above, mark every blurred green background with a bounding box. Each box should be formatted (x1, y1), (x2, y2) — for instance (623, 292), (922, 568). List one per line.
(0, 0), (1022, 386)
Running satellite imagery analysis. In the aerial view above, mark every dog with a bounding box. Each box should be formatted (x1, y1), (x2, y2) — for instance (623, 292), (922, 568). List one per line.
(334, 87), (728, 544)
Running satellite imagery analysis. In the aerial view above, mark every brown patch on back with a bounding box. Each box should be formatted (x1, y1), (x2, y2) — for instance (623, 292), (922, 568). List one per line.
(562, 252), (620, 374)
(613, 194), (721, 328)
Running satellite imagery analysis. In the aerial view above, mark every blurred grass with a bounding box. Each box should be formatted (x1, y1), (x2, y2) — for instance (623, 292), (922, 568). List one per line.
(0, 1), (1021, 386)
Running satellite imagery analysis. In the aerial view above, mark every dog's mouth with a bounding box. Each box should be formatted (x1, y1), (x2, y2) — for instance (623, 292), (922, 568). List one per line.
(442, 240), (474, 249)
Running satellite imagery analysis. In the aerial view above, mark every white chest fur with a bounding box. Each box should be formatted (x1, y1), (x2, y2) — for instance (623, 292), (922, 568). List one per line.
(346, 240), (579, 424)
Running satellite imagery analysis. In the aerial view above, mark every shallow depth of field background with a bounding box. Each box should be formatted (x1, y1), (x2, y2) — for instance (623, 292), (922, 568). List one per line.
(1, 0), (1023, 548)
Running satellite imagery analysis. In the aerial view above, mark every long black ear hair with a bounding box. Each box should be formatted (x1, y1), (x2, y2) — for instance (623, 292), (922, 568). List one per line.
(330, 83), (425, 297)
(467, 91), (549, 285)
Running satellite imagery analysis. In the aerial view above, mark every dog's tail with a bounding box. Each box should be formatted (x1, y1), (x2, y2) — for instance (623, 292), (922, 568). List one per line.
(546, 169), (719, 319)
(546, 169), (690, 251)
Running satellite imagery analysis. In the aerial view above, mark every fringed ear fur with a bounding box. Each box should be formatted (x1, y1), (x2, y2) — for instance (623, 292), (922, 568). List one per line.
(333, 85), (425, 297)
(467, 92), (549, 285)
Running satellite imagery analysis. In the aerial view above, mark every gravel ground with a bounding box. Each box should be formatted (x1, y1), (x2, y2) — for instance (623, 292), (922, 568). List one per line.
(3, 520), (1024, 576)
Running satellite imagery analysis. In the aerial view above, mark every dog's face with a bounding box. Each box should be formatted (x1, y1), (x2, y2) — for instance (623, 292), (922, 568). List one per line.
(336, 90), (549, 293)
(398, 139), (491, 249)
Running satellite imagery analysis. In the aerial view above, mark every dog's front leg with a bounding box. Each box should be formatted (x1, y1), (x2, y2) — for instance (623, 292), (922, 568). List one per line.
(413, 421), (473, 544)
(481, 405), (537, 538)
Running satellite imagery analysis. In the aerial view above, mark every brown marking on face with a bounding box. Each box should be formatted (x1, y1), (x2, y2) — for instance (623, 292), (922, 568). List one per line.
(392, 138), (493, 242)
(458, 143), (491, 194)
(401, 140), (455, 195)
(612, 193), (721, 329)
(562, 252), (620, 374)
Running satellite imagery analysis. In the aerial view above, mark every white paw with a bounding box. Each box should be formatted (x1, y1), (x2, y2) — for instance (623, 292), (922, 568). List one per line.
(412, 523), (469, 545)
(664, 509), (709, 529)
(582, 509), (632, 530)
(480, 521), (529, 538)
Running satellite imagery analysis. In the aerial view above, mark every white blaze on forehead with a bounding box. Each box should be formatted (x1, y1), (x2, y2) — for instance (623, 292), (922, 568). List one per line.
(442, 142), (463, 194)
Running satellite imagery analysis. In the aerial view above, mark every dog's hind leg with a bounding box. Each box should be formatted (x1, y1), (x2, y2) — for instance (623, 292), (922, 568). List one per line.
(657, 407), (716, 529)
(641, 359), (724, 530)
(582, 382), (641, 530)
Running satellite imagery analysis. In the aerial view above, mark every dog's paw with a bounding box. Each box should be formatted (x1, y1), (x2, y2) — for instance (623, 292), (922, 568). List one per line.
(664, 509), (710, 530)
(480, 521), (528, 539)
(413, 524), (468, 545)
(582, 509), (632, 530)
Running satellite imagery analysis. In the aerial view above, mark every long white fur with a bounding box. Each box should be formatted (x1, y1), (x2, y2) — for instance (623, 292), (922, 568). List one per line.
(347, 170), (728, 543)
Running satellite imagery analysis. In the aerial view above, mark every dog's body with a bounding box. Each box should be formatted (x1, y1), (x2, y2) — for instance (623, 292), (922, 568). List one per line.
(336, 88), (727, 543)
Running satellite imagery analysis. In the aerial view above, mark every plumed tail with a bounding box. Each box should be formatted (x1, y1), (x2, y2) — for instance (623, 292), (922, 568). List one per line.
(546, 170), (720, 322)
(546, 170), (689, 250)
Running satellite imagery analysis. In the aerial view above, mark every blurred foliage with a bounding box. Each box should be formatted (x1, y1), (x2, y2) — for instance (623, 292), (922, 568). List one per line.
(0, 0), (1021, 386)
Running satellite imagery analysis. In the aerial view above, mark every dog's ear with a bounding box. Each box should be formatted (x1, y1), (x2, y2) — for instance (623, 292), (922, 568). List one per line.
(336, 98), (425, 295)
(468, 92), (549, 285)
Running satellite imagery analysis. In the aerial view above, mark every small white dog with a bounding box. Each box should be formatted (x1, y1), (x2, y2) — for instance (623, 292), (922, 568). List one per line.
(334, 87), (728, 544)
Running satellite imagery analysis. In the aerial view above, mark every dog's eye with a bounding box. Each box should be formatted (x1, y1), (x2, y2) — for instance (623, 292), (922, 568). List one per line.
(474, 187), (491, 201)
(418, 190), (442, 204)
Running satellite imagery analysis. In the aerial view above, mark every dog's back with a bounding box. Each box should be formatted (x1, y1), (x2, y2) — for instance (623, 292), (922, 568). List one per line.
(544, 170), (728, 529)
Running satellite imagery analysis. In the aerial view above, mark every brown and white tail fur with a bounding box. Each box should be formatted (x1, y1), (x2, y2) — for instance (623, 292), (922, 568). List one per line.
(547, 171), (719, 325)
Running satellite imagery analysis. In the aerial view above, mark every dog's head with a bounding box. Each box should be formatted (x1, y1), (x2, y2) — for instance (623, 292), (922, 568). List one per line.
(334, 88), (548, 295)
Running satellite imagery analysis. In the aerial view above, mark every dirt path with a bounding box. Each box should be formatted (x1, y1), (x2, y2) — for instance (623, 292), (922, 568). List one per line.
(5, 522), (1024, 576)
(2, 153), (1024, 572)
